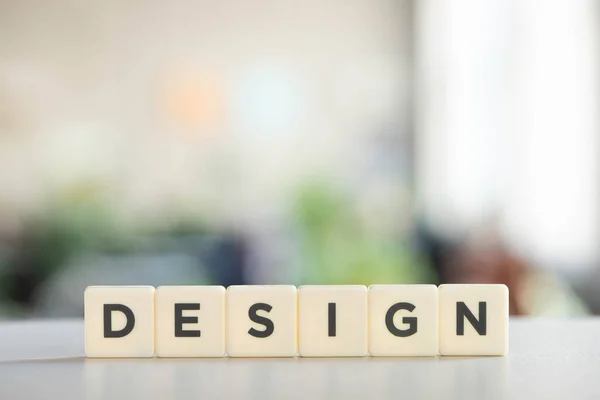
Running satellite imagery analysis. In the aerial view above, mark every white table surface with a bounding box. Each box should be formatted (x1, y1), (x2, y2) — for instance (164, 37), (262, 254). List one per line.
(0, 318), (597, 399)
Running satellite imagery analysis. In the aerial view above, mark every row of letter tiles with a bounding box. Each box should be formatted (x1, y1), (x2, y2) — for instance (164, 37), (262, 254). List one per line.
(84, 284), (508, 358)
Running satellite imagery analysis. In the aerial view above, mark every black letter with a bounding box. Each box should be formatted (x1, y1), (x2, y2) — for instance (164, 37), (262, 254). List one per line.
(248, 303), (274, 338)
(328, 303), (336, 337)
(385, 302), (417, 337)
(175, 303), (201, 337)
(103, 304), (135, 338)
(457, 302), (487, 335)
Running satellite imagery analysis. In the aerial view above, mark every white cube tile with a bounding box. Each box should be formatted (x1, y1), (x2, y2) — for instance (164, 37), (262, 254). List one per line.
(298, 285), (368, 357)
(368, 284), (438, 356)
(155, 286), (226, 357)
(227, 285), (297, 357)
(85, 286), (155, 358)
(439, 284), (509, 356)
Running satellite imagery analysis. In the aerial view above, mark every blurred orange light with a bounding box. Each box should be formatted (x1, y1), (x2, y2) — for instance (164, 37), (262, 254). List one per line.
(163, 71), (225, 135)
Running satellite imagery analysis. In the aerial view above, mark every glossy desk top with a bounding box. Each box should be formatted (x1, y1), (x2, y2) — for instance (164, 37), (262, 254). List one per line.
(0, 318), (598, 399)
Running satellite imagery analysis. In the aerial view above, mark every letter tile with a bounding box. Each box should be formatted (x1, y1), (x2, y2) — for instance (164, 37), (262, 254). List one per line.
(85, 286), (155, 358)
(298, 285), (368, 357)
(227, 285), (297, 357)
(368, 284), (438, 356)
(155, 286), (226, 357)
(439, 284), (509, 356)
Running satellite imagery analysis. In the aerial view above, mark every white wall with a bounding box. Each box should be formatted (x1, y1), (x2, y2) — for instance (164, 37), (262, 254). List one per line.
(416, 0), (600, 270)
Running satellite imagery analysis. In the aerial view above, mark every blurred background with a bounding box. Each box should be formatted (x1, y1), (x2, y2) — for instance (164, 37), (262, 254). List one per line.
(0, 0), (598, 319)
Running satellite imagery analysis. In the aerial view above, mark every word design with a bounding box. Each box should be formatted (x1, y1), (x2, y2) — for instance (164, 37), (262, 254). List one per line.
(84, 284), (508, 358)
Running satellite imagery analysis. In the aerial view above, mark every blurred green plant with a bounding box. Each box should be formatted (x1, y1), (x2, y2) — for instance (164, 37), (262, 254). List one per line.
(291, 180), (436, 286)
(0, 181), (210, 310)
(0, 183), (123, 307)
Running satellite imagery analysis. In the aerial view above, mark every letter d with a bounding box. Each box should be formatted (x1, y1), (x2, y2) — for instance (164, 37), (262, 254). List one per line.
(104, 304), (135, 338)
